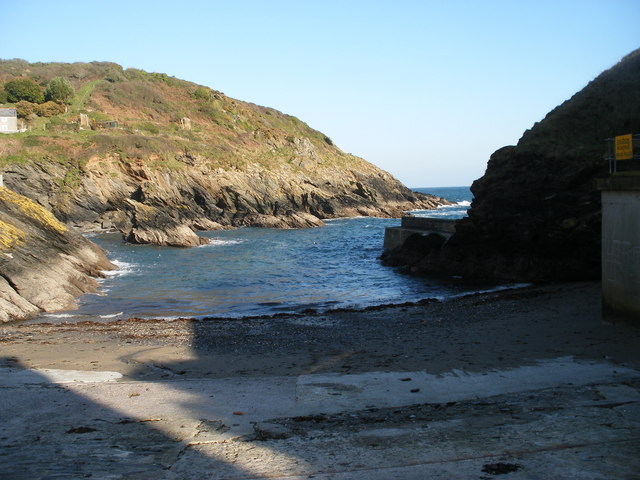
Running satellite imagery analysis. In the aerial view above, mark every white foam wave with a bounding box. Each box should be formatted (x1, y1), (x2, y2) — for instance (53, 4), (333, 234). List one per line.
(199, 238), (245, 248)
(99, 312), (124, 319)
(102, 259), (136, 277)
(42, 313), (80, 319)
(456, 200), (471, 207)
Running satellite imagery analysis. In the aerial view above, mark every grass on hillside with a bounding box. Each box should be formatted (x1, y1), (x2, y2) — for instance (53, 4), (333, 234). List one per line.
(0, 60), (376, 192)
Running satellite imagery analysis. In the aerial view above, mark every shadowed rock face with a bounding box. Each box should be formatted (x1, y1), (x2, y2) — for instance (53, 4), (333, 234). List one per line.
(386, 49), (640, 282)
(0, 187), (114, 322)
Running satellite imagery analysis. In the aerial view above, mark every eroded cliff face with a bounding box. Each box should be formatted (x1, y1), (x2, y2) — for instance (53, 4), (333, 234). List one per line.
(3, 149), (443, 247)
(383, 49), (640, 282)
(0, 187), (114, 322)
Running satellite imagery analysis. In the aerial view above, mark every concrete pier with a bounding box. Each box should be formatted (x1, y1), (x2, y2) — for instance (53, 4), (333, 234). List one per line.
(597, 175), (640, 322)
(383, 216), (456, 250)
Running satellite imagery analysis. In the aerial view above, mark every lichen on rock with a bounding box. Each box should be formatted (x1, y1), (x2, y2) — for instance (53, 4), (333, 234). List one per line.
(0, 187), (114, 322)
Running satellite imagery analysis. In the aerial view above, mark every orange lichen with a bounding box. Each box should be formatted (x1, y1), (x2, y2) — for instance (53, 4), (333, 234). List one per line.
(0, 187), (67, 234)
(0, 219), (26, 249)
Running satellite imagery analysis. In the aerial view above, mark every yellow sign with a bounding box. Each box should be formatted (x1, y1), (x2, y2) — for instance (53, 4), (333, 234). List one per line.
(615, 134), (633, 160)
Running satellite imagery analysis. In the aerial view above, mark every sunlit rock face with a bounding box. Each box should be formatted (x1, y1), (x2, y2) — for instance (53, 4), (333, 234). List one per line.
(0, 187), (114, 322)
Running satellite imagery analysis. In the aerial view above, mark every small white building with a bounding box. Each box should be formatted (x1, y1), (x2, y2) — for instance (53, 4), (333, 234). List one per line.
(0, 108), (19, 133)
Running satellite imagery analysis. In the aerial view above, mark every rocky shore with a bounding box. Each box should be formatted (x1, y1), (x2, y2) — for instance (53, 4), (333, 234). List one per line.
(0, 186), (113, 322)
(1, 282), (639, 478)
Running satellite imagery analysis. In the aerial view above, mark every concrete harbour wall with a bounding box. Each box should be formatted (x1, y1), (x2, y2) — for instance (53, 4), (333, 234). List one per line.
(383, 216), (456, 250)
(598, 176), (640, 323)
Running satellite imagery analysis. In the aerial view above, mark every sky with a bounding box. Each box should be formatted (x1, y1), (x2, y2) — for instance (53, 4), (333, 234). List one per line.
(1, 1), (638, 187)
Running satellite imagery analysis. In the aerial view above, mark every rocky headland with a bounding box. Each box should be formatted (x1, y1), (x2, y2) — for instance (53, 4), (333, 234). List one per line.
(383, 49), (640, 282)
(0, 60), (447, 248)
(0, 186), (113, 322)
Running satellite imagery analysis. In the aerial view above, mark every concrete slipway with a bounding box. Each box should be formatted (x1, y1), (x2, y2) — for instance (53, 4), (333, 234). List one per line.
(1, 357), (640, 479)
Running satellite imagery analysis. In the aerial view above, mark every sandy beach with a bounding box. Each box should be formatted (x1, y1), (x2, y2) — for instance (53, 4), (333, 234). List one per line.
(3, 281), (638, 378)
(1, 281), (639, 479)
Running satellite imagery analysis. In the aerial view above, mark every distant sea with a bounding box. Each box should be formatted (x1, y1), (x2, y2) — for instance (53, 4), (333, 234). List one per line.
(36, 186), (495, 323)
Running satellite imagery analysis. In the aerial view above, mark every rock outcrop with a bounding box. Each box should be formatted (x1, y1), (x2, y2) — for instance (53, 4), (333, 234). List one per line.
(2, 153), (444, 247)
(384, 49), (640, 282)
(0, 186), (114, 322)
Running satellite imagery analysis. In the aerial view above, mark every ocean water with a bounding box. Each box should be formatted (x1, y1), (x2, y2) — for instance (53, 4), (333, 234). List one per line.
(38, 186), (486, 323)
(411, 186), (472, 219)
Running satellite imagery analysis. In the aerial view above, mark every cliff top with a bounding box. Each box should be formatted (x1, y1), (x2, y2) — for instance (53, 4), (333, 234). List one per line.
(0, 59), (374, 176)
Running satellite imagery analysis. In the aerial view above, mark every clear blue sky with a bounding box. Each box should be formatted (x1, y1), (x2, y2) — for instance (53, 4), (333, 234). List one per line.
(1, 1), (638, 187)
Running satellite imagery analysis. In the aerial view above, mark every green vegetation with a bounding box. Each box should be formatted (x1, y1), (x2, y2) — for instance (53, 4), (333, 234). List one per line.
(38, 101), (66, 117)
(192, 87), (214, 101)
(4, 78), (44, 103)
(69, 79), (99, 112)
(45, 77), (74, 103)
(0, 58), (368, 185)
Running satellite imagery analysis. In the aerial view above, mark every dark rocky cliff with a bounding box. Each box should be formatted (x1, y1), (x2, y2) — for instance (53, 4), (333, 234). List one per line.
(384, 49), (640, 282)
(0, 186), (114, 322)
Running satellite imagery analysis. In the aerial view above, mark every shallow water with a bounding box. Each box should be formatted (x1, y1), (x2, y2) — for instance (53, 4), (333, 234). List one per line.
(38, 186), (492, 322)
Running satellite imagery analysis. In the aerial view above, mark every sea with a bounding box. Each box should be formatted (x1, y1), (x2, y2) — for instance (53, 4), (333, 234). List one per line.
(37, 186), (505, 323)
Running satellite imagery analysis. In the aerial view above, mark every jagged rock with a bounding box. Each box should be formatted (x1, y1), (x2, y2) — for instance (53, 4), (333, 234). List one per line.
(127, 224), (209, 247)
(0, 187), (114, 322)
(3, 156), (445, 247)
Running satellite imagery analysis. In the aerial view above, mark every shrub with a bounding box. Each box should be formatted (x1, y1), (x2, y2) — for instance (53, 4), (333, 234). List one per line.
(45, 77), (74, 103)
(192, 87), (214, 101)
(104, 67), (125, 83)
(124, 68), (148, 81)
(37, 101), (66, 117)
(5, 78), (44, 103)
(14, 100), (38, 118)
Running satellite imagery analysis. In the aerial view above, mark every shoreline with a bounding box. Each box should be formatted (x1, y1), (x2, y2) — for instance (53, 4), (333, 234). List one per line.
(26, 279), (533, 326)
(2, 280), (640, 479)
(3, 281), (639, 379)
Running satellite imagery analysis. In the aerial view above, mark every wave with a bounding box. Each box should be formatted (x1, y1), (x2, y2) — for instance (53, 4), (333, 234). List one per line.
(102, 259), (136, 277)
(199, 238), (245, 248)
(436, 200), (470, 209)
(41, 313), (81, 319)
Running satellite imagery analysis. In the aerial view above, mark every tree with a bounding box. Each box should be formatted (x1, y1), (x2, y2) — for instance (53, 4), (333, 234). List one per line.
(45, 77), (74, 103)
(4, 78), (44, 103)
